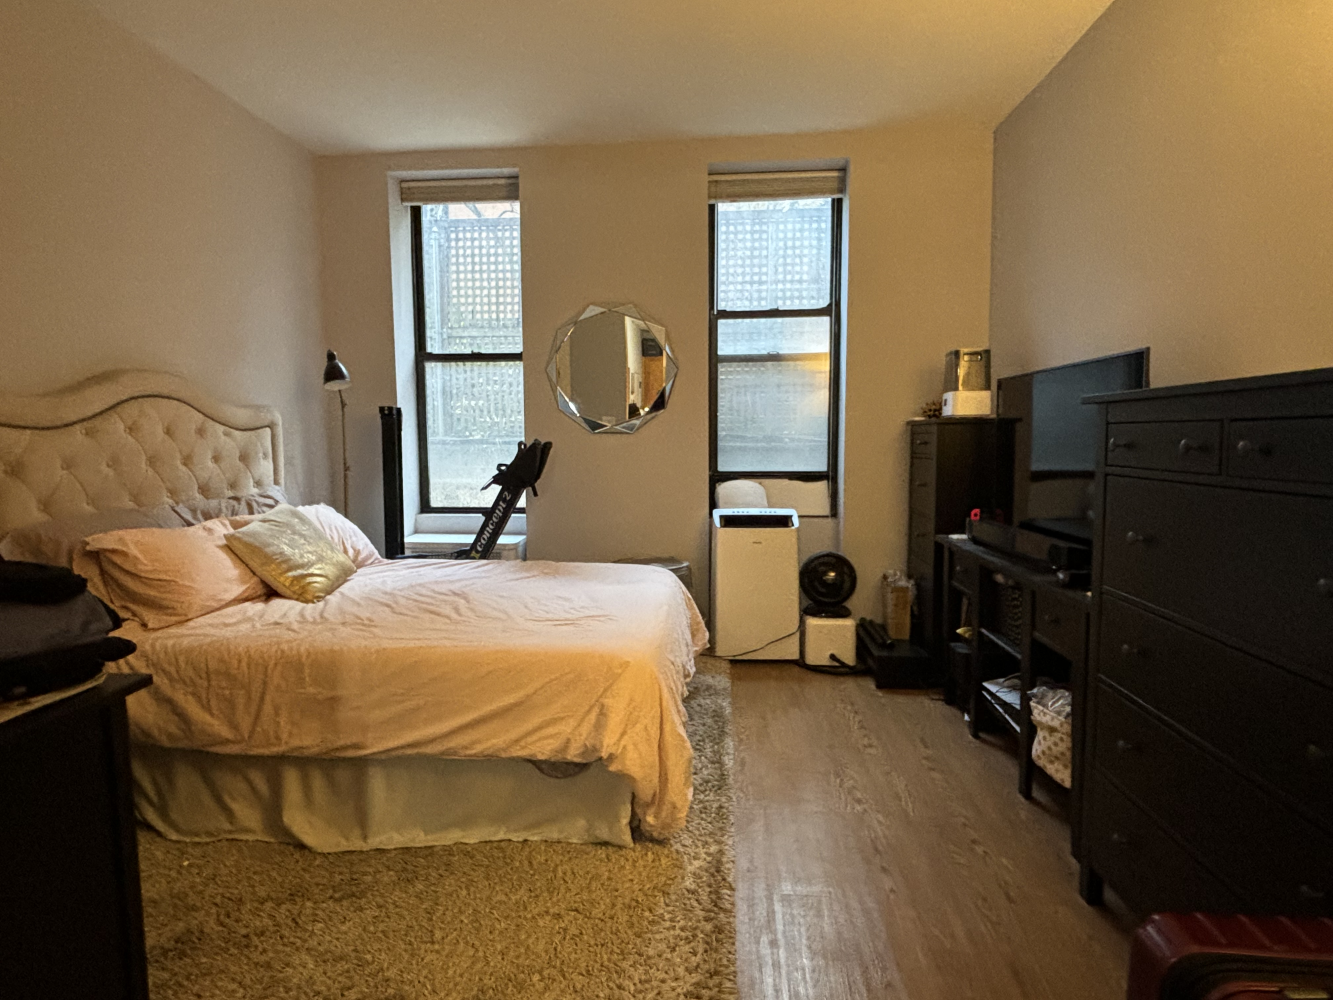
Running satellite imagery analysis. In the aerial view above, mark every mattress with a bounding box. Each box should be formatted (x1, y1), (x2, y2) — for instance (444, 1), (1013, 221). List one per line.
(106, 559), (708, 838)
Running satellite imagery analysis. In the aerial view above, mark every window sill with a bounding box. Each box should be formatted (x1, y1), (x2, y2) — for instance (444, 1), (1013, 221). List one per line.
(414, 512), (526, 536)
(404, 532), (527, 561)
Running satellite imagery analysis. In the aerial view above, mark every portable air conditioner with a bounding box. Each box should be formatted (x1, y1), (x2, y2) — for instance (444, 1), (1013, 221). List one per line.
(710, 508), (800, 660)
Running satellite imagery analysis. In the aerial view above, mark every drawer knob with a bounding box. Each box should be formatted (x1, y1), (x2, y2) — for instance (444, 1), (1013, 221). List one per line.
(1125, 531), (1152, 545)
(1044, 613), (1060, 625)
(1120, 643), (1140, 657)
(1115, 739), (1135, 753)
(1235, 439), (1270, 457)
(1299, 884), (1327, 901)
(1109, 832), (1130, 846)
(1307, 743), (1328, 763)
(1177, 438), (1204, 455)
(916, 480), (930, 487)
(1108, 437), (1134, 452)
(1318, 578), (1332, 598)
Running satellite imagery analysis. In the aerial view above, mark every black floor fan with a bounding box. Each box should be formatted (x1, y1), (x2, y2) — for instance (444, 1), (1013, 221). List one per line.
(380, 406), (551, 560)
(798, 550), (863, 675)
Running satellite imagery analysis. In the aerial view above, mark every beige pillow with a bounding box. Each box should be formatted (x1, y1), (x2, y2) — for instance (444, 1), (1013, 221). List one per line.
(74, 520), (270, 629)
(0, 506), (182, 568)
(296, 504), (385, 568)
(171, 486), (289, 526)
(224, 505), (356, 603)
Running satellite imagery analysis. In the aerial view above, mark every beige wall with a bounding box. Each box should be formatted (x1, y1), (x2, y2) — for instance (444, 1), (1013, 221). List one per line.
(316, 125), (993, 618)
(991, 0), (1333, 385)
(0, 0), (329, 501)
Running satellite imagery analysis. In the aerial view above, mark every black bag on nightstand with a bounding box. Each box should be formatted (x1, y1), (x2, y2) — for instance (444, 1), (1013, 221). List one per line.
(0, 561), (137, 701)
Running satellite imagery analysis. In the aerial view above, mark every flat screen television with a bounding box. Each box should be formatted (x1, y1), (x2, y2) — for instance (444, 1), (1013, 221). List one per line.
(996, 348), (1149, 544)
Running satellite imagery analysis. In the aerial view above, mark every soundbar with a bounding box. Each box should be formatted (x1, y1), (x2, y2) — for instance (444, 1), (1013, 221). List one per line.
(966, 518), (1091, 579)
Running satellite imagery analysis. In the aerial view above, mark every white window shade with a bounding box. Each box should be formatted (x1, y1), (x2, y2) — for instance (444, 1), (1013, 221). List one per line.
(400, 175), (519, 205)
(708, 170), (845, 203)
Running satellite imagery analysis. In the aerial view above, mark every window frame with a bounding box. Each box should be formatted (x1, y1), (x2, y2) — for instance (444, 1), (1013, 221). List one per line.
(410, 203), (524, 515)
(708, 196), (844, 514)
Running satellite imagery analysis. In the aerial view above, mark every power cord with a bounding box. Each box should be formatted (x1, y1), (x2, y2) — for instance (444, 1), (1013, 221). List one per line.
(714, 628), (799, 660)
(797, 653), (866, 676)
(716, 634), (866, 676)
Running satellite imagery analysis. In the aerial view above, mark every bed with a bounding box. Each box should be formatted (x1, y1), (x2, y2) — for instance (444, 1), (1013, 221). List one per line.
(0, 370), (707, 849)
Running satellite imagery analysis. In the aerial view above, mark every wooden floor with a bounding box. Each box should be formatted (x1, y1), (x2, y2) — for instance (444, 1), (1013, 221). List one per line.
(730, 662), (1134, 1000)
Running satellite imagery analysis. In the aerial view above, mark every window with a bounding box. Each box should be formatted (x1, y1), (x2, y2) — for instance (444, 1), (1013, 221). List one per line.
(410, 197), (523, 512)
(710, 175), (843, 508)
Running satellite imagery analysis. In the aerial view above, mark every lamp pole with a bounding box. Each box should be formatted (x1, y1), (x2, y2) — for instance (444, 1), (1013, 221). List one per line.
(338, 387), (349, 515)
(322, 349), (353, 515)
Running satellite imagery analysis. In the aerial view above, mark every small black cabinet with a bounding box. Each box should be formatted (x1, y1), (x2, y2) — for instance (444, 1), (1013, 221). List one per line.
(0, 673), (152, 999)
(906, 417), (1011, 666)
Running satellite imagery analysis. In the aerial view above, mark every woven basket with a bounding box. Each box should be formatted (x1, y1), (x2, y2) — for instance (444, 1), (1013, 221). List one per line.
(1030, 701), (1072, 789)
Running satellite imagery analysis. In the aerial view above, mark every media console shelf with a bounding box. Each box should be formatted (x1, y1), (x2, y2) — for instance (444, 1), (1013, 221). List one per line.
(940, 535), (1091, 854)
(1080, 366), (1333, 916)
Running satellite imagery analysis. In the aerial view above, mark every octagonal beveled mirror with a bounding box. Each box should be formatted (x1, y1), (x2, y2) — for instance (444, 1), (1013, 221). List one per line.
(546, 303), (678, 433)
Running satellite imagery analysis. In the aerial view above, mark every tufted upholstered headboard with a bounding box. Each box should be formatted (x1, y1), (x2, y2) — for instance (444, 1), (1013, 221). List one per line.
(0, 370), (282, 539)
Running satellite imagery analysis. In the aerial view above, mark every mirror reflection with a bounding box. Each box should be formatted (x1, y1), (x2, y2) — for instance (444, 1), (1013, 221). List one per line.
(547, 304), (678, 433)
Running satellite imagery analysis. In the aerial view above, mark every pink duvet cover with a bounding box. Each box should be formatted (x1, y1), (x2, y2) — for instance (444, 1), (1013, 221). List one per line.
(105, 559), (708, 838)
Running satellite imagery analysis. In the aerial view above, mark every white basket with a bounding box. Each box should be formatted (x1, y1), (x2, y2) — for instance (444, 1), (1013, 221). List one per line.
(1030, 701), (1073, 789)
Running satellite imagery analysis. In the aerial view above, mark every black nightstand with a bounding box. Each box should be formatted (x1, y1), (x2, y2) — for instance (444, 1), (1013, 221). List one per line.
(0, 673), (152, 1000)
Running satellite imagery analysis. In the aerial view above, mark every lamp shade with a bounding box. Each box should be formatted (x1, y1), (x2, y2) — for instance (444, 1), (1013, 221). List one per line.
(323, 350), (351, 389)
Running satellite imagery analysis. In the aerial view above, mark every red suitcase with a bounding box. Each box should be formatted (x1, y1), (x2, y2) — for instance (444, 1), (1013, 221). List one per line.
(1129, 913), (1333, 999)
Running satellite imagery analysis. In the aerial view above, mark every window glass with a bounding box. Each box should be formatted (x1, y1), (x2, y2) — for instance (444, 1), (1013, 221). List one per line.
(717, 316), (830, 356)
(715, 199), (832, 312)
(423, 360), (524, 509)
(716, 356), (830, 472)
(416, 199), (524, 510)
(420, 202), (522, 354)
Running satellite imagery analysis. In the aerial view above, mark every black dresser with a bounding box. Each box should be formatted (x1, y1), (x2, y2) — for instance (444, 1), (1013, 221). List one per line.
(0, 673), (152, 999)
(1080, 368), (1333, 916)
(907, 417), (1011, 674)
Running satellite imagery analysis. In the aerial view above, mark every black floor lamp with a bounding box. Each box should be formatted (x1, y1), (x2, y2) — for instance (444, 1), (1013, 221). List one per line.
(322, 350), (351, 514)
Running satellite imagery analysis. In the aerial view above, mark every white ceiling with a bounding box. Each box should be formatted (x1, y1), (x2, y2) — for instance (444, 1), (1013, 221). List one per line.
(84, 0), (1114, 155)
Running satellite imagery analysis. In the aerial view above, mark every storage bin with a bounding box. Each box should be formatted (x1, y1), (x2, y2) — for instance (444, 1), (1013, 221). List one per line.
(1030, 690), (1073, 789)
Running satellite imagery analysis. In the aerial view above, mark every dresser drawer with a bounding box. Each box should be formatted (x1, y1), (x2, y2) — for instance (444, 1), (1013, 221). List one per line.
(1093, 685), (1333, 915)
(1085, 776), (1241, 915)
(1228, 417), (1333, 484)
(908, 527), (935, 574)
(1106, 420), (1222, 475)
(950, 555), (975, 595)
(1033, 586), (1086, 661)
(910, 426), (936, 459)
(1099, 596), (1333, 827)
(909, 457), (936, 503)
(1101, 476), (1333, 678)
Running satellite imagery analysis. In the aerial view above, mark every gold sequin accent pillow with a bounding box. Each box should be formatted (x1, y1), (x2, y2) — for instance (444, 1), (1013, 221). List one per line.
(224, 505), (356, 603)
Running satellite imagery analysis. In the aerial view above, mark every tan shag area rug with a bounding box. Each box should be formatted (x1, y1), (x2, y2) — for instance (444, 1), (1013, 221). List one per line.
(137, 658), (736, 1000)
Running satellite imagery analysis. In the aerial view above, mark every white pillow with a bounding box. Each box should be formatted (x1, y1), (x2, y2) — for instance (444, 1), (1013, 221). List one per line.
(296, 505), (386, 568)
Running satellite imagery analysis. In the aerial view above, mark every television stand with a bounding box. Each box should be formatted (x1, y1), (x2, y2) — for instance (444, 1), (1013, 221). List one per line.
(940, 534), (1092, 859)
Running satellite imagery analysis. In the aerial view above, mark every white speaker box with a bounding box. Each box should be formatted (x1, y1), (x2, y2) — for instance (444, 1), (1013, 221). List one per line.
(801, 616), (858, 667)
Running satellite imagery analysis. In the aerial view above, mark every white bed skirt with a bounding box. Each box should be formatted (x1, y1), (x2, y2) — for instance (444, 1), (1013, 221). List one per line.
(131, 745), (635, 851)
